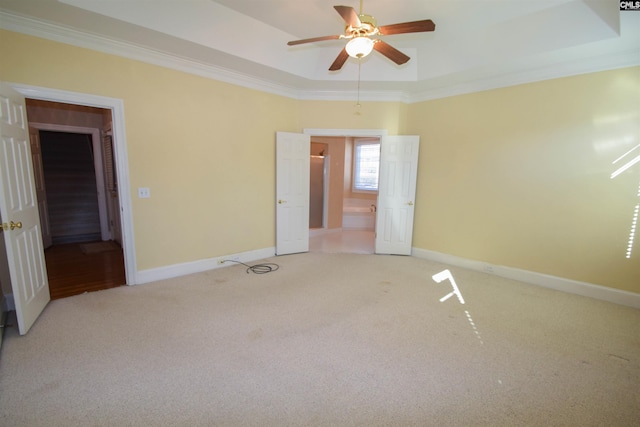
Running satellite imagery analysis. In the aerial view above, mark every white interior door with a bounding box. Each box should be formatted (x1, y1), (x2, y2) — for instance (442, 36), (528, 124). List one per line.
(375, 135), (420, 255)
(29, 126), (52, 249)
(0, 81), (50, 335)
(276, 131), (310, 255)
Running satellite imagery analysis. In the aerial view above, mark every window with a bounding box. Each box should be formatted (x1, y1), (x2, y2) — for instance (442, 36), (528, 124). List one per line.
(353, 140), (380, 192)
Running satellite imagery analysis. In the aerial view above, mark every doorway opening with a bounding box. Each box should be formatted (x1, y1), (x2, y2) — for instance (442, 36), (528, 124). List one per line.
(26, 100), (126, 299)
(276, 129), (417, 257)
(308, 135), (380, 254)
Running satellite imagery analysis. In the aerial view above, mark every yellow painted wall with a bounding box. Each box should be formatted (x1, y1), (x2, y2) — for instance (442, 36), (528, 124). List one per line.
(0, 30), (299, 270)
(406, 67), (640, 292)
(1, 29), (638, 293)
(297, 100), (405, 134)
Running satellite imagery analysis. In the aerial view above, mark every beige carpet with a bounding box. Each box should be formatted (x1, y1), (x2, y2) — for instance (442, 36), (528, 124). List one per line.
(0, 253), (638, 426)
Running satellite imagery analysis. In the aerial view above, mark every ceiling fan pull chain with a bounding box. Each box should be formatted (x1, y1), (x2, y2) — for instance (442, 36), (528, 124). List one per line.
(356, 59), (362, 108)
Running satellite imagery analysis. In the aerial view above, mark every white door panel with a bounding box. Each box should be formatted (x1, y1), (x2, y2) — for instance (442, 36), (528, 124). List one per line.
(276, 132), (310, 255)
(29, 127), (52, 249)
(0, 81), (50, 335)
(375, 135), (420, 255)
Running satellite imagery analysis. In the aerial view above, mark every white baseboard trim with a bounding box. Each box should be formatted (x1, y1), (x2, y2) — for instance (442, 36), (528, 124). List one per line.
(412, 248), (640, 309)
(134, 245), (639, 309)
(136, 247), (276, 285)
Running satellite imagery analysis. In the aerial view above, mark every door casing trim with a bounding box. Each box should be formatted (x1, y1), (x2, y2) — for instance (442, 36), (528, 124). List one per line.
(9, 82), (138, 285)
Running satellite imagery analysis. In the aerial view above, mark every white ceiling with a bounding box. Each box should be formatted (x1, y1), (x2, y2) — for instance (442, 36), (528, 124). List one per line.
(1, 0), (638, 102)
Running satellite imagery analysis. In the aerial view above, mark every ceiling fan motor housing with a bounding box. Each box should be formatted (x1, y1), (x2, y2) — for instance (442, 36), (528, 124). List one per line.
(348, 14), (378, 37)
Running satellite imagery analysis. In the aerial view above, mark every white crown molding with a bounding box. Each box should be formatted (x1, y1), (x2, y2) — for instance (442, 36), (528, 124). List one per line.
(0, 11), (301, 99)
(2, 10), (638, 104)
(408, 48), (640, 104)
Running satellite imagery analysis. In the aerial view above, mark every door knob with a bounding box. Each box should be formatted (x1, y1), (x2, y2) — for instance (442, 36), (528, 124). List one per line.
(407, 201), (414, 206)
(1, 221), (22, 231)
(278, 199), (287, 204)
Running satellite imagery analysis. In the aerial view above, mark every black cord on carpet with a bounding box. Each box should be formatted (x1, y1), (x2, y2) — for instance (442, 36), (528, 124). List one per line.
(221, 259), (279, 274)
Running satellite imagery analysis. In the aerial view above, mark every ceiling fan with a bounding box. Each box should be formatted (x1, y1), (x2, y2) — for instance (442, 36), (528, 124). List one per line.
(287, 2), (435, 71)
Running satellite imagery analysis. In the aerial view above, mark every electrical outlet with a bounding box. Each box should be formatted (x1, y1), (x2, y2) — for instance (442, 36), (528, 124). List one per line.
(138, 187), (150, 198)
(218, 255), (240, 265)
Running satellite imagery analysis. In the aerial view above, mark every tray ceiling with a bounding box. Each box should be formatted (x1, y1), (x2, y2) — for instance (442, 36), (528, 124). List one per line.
(0, 0), (638, 102)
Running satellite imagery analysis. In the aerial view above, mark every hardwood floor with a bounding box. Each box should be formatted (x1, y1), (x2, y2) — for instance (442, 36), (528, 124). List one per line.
(44, 241), (126, 300)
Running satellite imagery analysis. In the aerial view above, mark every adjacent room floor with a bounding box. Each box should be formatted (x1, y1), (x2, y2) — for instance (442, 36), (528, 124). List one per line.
(44, 241), (126, 299)
(309, 229), (374, 254)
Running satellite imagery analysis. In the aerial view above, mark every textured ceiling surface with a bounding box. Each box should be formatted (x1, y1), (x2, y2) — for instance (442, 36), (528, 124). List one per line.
(0, 0), (638, 101)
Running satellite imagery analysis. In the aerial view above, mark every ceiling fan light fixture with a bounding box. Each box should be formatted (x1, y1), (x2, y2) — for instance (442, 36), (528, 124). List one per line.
(346, 36), (374, 59)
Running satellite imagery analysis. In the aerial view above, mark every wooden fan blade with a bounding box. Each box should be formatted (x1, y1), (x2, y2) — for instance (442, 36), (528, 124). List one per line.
(329, 48), (350, 71)
(373, 40), (410, 65)
(378, 19), (435, 36)
(334, 5), (362, 28)
(288, 34), (342, 46)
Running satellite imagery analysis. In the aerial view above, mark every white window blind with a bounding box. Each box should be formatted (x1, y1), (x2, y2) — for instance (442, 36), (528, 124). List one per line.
(353, 141), (380, 191)
(103, 134), (116, 191)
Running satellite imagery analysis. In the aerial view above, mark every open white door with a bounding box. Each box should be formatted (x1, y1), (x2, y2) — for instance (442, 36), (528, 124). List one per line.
(375, 135), (420, 255)
(0, 82), (50, 335)
(29, 126), (52, 249)
(276, 132), (310, 255)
